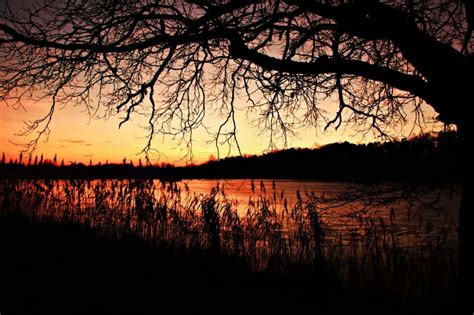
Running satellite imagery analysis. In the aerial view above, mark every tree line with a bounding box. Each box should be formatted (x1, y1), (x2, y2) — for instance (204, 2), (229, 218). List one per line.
(1, 131), (459, 182)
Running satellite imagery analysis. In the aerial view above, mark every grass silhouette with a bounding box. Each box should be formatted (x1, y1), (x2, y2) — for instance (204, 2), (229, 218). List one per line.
(0, 178), (458, 314)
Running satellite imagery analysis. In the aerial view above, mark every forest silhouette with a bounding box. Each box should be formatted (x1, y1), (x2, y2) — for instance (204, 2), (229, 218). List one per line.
(1, 131), (459, 183)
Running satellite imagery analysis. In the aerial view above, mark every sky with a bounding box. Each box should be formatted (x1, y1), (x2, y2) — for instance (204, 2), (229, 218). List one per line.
(0, 96), (345, 164)
(0, 0), (444, 165)
(0, 92), (442, 165)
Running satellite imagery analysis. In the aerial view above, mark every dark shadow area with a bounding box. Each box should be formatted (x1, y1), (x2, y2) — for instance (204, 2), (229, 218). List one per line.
(0, 212), (457, 314)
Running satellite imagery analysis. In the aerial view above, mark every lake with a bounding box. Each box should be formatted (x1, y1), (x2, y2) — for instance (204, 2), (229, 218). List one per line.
(176, 179), (459, 240)
(0, 178), (460, 267)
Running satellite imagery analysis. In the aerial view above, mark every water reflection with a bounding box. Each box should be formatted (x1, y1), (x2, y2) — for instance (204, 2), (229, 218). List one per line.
(0, 178), (460, 270)
(179, 179), (459, 235)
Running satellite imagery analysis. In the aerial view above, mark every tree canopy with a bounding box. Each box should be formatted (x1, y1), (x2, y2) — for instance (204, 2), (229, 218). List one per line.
(1, 0), (472, 156)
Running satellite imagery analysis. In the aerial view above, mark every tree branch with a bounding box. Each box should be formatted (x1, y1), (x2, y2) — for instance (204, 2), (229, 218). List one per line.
(229, 38), (433, 105)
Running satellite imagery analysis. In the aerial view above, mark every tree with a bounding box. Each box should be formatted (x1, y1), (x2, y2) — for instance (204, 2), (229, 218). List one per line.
(1, 0), (472, 308)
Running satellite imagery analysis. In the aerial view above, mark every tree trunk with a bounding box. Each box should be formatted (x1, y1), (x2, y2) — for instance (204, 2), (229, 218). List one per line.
(458, 124), (473, 313)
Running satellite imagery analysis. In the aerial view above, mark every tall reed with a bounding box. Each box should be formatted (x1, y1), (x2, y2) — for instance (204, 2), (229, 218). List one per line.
(0, 178), (458, 294)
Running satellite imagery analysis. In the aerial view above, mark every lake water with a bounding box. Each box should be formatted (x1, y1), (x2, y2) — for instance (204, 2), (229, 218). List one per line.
(0, 178), (460, 250)
(179, 178), (459, 219)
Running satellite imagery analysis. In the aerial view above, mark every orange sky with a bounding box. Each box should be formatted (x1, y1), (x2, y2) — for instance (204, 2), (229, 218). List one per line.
(0, 0), (444, 165)
(0, 93), (442, 165)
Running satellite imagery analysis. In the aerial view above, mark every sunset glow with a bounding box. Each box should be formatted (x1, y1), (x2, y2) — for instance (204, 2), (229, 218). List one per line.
(1, 96), (441, 165)
(0, 1), (448, 166)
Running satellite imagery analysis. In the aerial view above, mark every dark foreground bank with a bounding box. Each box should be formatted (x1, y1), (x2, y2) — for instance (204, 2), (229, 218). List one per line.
(0, 212), (458, 315)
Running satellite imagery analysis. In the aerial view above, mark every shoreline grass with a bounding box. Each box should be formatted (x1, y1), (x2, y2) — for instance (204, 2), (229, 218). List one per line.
(0, 178), (459, 313)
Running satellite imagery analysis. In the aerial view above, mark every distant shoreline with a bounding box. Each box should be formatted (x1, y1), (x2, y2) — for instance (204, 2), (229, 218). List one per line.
(1, 132), (461, 183)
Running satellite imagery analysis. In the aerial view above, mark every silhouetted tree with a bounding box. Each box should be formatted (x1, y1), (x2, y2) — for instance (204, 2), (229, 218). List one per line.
(53, 154), (57, 165)
(1, 0), (472, 307)
(1, 152), (5, 165)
